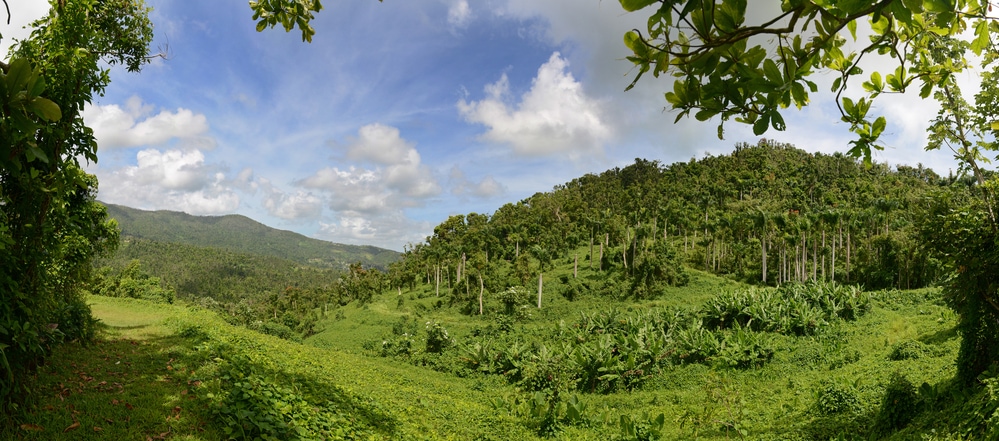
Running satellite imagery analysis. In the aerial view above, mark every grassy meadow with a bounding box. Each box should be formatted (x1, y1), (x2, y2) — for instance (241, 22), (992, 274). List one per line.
(5, 246), (988, 440)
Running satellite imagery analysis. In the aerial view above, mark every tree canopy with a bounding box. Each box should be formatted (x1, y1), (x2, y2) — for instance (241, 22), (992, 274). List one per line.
(619, 0), (999, 384)
(621, 0), (999, 164)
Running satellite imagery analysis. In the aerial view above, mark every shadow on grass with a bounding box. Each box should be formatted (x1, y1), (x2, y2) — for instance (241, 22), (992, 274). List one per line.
(2, 330), (222, 440)
(100, 323), (150, 331)
(919, 326), (959, 346)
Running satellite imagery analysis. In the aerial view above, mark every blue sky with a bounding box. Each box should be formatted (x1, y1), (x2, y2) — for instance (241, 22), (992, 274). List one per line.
(4, 1), (967, 250)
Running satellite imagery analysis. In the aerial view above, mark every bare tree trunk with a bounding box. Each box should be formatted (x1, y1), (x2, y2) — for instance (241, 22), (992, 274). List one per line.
(598, 242), (604, 271)
(574, 252), (578, 279)
(435, 264), (440, 297)
(821, 229), (826, 281)
(813, 235), (818, 281)
(537, 273), (543, 309)
(795, 244), (800, 282)
(478, 273), (484, 315)
(761, 234), (767, 284)
(832, 224), (838, 282)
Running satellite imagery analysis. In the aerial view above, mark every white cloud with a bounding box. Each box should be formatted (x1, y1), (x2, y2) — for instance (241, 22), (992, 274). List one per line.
(298, 166), (392, 214)
(263, 189), (323, 220)
(96, 149), (240, 215)
(345, 123), (418, 165)
(316, 213), (431, 250)
(458, 52), (612, 158)
(84, 97), (214, 150)
(447, 0), (471, 27)
(290, 124), (447, 248)
(307, 124), (441, 211)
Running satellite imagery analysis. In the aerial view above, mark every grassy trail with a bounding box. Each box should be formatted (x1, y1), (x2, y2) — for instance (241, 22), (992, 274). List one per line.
(3, 297), (222, 440)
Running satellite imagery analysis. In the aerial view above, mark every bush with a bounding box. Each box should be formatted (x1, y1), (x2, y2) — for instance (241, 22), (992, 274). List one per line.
(871, 373), (921, 438)
(814, 381), (862, 415)
(889, 340), (928, 361)
(425, 320), (453, 353)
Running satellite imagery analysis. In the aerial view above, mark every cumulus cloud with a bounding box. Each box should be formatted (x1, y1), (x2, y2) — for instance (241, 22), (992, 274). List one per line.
(263, 188), (323, 220)
(291, 123), (445, 248)
(306, 123), (441, 214)
(298, 166), (392, 214)
(96, 149), (240, 215)
(316, 213), (431, 250)
(345, 123), (417, 165)
(458, 52), (612, 158)
(84, 96), (214, 150)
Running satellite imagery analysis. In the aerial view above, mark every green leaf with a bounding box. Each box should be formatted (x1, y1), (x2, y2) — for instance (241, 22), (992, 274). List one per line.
(872, 116), (886, 138)
(753, 114), (770, 135)
(28, 97), (61, 121)
(990, 121), (999, 131)
(695, 109), (717, 121)
(256, 20), (268, 32)
(619, 0), (658, 12)
(770, 111), (786, 131)
(763, 59), (783, 85)
(971, 20), (991, 56)
(922, 0), (951, 13)
(6, 58), (32, 92)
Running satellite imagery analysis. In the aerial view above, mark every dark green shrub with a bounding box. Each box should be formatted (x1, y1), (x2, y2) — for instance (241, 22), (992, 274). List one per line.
(814, 381), (862, 415)
(889, 340), (928, 361)
(871, 373), (921, 438)
(253, 320), (300, 342)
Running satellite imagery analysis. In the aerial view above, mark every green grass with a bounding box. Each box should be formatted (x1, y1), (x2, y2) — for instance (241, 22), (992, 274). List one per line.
(2, 269), (981, 440)
(3, 297), (222, 440)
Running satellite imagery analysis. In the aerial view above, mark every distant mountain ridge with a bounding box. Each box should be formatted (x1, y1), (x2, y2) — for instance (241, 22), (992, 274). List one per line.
(102, 203), (399, 270)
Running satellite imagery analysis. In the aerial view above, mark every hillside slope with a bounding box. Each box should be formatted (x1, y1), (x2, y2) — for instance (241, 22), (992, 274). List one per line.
(103, 203), (399, 270)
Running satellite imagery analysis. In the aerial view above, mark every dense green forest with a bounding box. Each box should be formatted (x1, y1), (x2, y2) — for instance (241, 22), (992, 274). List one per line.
(387, 140), (964, 305)
(103, 203), (399, 270)
(92, 238), (386, 341)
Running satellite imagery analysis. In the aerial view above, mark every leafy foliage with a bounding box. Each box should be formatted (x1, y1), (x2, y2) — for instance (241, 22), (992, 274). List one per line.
(0, 0), (151, 412)
(620, 0), (999, 163)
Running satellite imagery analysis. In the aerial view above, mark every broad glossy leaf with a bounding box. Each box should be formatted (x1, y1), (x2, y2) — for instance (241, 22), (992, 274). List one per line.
(763, 59), (783, 85)
(872, 116), (886, 138)
(619, 0), (658, 12)
(28, 97), (61, 121)
(6, 58), (32, 92)
(922, 0), (952, 13)
(753, 114), (770, 135)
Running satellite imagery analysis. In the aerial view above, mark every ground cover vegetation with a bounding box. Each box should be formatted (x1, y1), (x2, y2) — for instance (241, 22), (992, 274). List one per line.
(6, 0), (999, 439)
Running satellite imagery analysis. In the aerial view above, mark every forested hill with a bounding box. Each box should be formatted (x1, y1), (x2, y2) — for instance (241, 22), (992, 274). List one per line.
(391, 139), (968, 296)
(102, 203), (399, 270)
